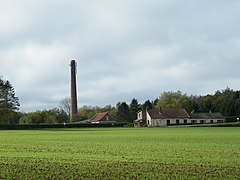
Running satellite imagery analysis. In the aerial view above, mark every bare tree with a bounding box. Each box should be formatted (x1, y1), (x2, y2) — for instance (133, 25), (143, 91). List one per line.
(59, 97), (71, 116)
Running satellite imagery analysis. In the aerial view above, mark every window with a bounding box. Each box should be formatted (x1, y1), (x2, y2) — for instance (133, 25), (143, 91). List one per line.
(210, 120), (213, 123)
(106, 116), (109, 121)
(184, 119), (187, 124)
(191, 120), (196, 124)
(176, 120), (180, 124)
(167, 120), (170, 125)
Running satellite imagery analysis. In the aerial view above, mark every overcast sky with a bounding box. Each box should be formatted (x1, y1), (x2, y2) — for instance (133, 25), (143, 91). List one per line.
(1, 0), (240, 112)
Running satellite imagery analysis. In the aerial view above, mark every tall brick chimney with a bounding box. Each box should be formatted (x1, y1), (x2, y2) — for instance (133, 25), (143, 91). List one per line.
(70, 60), (78, 122)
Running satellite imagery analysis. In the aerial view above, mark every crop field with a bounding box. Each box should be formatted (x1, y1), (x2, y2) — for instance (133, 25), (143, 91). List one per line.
(0, 127), (239, 179)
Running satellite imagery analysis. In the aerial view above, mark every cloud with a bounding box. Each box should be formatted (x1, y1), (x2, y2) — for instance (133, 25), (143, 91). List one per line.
(0, 41), (74, 111)
(0, 0), (240, 111)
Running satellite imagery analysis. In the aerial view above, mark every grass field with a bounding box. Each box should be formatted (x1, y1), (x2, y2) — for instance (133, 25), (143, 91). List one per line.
(0, 127), (239, 179)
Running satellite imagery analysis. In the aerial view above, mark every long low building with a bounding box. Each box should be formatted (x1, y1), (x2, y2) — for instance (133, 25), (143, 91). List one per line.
(189, 112), (224, 124)
(134, 109), (224, 127)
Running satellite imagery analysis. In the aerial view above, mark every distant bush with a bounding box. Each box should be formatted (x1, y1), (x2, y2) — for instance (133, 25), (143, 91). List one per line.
(225, 116), (239, 123)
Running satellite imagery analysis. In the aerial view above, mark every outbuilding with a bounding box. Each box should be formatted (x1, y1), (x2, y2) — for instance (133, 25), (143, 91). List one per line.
(87, 112), (117, 124)
(189, 112), (224, 124)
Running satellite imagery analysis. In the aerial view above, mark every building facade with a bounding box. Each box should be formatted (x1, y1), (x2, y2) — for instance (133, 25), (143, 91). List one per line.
(189, 112), (224, 124)
(134, 109), (224, 127)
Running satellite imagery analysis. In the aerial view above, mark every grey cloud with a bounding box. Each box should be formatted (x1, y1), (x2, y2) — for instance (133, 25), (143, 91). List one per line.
(0, 0), (240, 111)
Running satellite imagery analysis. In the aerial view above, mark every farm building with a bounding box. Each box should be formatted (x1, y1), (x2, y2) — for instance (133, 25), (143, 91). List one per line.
(134, 109), (224, 127)
(84, 112), (117, 124)
(189, 112), (224, 124)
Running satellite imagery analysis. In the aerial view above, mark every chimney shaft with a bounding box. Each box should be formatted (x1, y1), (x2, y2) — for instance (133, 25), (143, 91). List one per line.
(70, 60), (78, 122)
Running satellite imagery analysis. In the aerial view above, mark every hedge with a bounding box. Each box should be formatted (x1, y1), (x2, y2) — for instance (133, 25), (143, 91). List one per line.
(225, 116), (240, 123)
(0, 122), (128, 130)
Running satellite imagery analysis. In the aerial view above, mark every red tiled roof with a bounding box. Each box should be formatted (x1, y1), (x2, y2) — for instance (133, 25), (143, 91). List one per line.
(90, 112), (117, 122)
(90, 112), (108, 121)
(148, 109), (190, 119)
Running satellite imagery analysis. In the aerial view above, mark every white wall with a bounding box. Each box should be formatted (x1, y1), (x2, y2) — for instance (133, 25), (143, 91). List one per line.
(146, 112), (152, 126)
(145, 114), (224, 127)
(150, 118), (192, 126)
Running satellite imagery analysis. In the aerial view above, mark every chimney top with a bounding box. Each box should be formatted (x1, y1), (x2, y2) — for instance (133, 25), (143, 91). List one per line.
(70, 60), (76, 67)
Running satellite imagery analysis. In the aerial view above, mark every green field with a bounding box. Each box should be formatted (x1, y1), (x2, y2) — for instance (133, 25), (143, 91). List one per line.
(0, 127), (239, 179)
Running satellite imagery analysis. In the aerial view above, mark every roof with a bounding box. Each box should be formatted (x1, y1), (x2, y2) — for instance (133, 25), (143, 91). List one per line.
(190, 112), (224, 119)
(89, 112), (117, 122)
(148, 109), (190, 119)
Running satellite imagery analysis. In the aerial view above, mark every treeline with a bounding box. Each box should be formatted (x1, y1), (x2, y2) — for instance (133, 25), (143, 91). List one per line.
(19, 109), (68, 124)
(16, 99), (156, 124)
(77, 99), (157, 123)
(1, 76), (240, 124)
(75, 88), (240, 122)
(156, 89), (240, 116)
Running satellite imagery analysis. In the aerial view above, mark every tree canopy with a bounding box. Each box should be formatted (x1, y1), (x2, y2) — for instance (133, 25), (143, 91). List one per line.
(0, 77), (20, 124)
(157, 91), (189, 109)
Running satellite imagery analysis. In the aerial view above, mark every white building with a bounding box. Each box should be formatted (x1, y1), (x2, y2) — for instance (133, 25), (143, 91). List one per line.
(134, 109), (224, 127)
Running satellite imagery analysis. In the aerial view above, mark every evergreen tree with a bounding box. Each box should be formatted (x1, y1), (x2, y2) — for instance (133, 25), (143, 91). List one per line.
(0, 77), (20, 124)
(129, 98), (140, 121)
(142, 100), (153, 109)
(116, 102), (130, 122)
(153, 98), (159, 108)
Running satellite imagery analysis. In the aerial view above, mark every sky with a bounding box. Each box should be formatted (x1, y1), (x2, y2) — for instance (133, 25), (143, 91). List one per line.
(1, 0), (240, 112)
